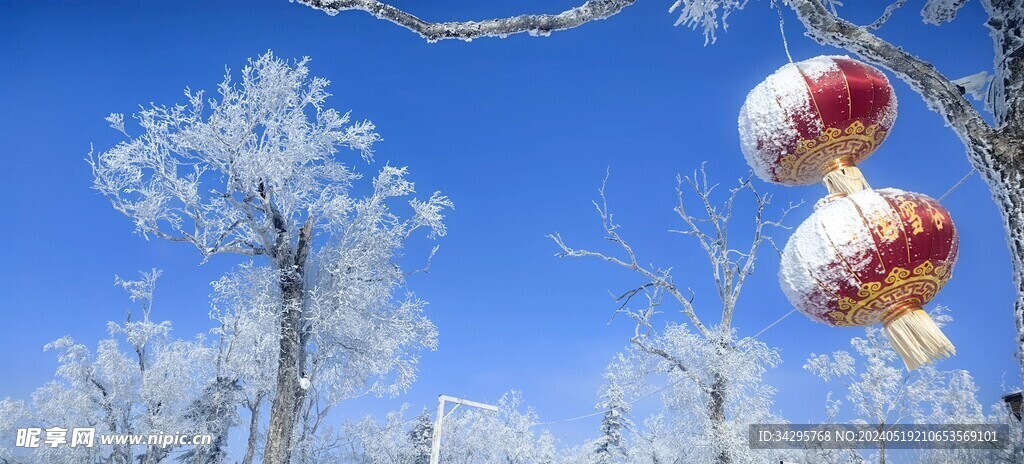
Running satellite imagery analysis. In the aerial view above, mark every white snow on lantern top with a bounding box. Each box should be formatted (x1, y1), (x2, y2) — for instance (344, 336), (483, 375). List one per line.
(737, 56), (898, 186)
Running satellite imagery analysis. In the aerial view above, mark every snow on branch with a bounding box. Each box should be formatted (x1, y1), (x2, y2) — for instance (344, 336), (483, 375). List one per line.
(549, 173), (711, 340)
(87, 52), (386, 262)
(295, 0), (1022, 135)
(294, 0), (638, 42)
(785, 0), (999, 161)
(669, 0), (748, 44)
(866, 0), (908, 30)
(670, 167), (799, 327)
(549, 165), (798, 341)
(296, 0), (754, 44)
(981, 0), (1024, 126)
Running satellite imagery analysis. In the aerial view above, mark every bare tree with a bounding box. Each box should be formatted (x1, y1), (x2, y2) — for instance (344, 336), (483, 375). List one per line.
(550, 166), (798, 464)
(295, 0), (1024, 378)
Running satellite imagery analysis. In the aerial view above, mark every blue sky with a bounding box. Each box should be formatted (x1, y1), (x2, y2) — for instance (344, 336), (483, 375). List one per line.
(1, 0), (1016, 447)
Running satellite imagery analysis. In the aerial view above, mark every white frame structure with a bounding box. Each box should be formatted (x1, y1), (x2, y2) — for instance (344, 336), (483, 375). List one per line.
(429, 395), (499, 464)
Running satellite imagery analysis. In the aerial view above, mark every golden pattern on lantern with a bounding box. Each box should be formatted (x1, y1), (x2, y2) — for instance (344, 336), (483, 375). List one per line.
(829, 261), (952, 327)
(779, 121), (888, 185)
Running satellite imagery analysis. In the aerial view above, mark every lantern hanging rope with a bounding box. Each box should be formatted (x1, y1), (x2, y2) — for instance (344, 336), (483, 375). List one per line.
(738, 56), (897, 196)
(779, 188), (957, 370)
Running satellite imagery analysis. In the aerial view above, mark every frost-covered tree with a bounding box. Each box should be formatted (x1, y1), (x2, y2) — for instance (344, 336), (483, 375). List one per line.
(551, 167), (797, 464)
(208, 249), (439, 463)
(432, 392), (557, 464)
(338, 406), (421, 463)
(337, 393), (556, 464)
(209, 264), (279, 464)
(592, 368), (633, 464)
(409, 409), (434, 464)
(609, 324), (793, 464)
(0, 270), (213, 464)
(294, 0), (1024, 385)
(89, 51), (451, 463)
(0, 398), (31, 463)
(917, 378), (1024, 464)
(805, 307), (1018, 464)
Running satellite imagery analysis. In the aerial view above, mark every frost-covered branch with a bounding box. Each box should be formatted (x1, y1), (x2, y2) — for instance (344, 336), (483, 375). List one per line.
(550, 166), (796, 366)
(671, 166), (798, 328)
(295, 0), (637, 42)
(549, 174), (712, 339)
(865, 0), (907, 30)
(785, 0), (1000, 160)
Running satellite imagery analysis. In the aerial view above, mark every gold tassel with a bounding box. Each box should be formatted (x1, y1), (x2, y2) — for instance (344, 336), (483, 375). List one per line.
(882, 306), (956, 371)
(821, 155), (871, 196)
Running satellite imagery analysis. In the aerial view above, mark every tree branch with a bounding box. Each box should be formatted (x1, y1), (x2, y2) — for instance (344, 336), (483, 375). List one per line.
(865, 0), (908, 30)
(295, 0), (637, 42)
(785, 0), (1001, 166)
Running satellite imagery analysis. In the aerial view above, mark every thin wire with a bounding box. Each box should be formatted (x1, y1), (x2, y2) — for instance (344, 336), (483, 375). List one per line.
(938, 168), (977, 201)
(750, 308), (798, 340)
(772, 0), (794, 63)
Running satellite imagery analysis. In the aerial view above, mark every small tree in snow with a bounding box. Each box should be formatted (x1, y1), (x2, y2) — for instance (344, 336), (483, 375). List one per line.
(551, 167), (797, 464)
(89, 51), (451, 464)
(409, 409), (434, 464)
(592, 369), (633, 464)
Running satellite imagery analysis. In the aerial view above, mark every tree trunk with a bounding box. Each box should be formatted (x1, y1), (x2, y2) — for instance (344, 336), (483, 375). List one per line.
(986, 134), (1024, 381)
(262, 216), (313, 464)
(242, 395), (263, 464)
(263, 268), (306, 464)
(709, 372), (731, 464)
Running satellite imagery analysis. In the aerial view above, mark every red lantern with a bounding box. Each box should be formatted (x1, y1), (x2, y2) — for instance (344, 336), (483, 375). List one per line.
(738, 56), (897, 195)
(779, 188), (957, 370)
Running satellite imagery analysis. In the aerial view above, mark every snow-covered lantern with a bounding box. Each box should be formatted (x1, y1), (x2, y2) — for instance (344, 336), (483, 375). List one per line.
(739, 56), (897, 195)
(779, 188), (957, 370)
